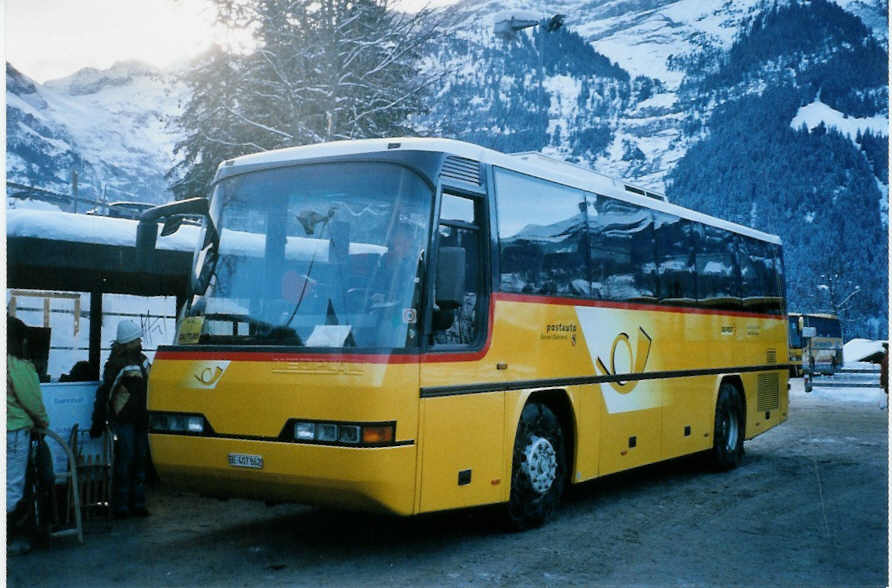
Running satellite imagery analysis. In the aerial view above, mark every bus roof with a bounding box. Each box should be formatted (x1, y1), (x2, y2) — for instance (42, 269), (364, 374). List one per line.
(218, 137), (782, 246)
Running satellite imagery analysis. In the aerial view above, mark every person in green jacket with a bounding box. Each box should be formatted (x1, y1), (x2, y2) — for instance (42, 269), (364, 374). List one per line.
(6, 316), (49, 556)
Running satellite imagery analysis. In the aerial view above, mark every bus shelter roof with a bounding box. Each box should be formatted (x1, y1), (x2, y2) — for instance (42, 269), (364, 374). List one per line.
(7, 209), (195, 296)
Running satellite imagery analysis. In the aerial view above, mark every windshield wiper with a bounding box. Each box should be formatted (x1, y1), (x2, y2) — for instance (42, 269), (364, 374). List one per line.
(285, 207), (338, 328)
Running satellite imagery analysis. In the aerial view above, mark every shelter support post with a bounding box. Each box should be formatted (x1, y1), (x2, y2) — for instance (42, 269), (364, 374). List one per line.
(176, 295), (188, 319)
(89, 291), (102, 379)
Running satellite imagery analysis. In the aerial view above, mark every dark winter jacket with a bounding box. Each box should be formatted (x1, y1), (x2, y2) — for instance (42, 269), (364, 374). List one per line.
(91, 347), (150, 433)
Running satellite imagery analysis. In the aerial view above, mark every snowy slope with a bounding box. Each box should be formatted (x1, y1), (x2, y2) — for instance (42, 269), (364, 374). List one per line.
(6, 61), (186, 204)
(791, 99), (888, 140)
(7, 0), (887, 201)
(449, 0), (887, 86)
(431, 0), (764, 189)
(577, 0), (763, 88)
(434, 0), (887, 191)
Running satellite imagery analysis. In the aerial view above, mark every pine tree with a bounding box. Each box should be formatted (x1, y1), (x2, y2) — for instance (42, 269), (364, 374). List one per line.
(167, 0), (440, 199)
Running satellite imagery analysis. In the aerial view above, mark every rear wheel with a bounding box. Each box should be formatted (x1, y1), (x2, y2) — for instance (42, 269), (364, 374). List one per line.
(505, 403), (567, 531)
(711, 383), (744, 470)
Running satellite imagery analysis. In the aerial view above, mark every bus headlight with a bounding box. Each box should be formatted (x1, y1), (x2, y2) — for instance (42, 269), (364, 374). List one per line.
(338, 425), (361, 444)
(294, 422), (315, 440)
(150, 412), (207, 435)
(187, 416), (205, 433)
(290, 421), (394, 446)
(316, 423), (339, 442)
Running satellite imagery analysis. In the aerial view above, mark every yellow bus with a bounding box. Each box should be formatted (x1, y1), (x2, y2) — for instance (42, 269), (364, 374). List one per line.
(140, 138), (789, 529)
(787, 312), (843, 376)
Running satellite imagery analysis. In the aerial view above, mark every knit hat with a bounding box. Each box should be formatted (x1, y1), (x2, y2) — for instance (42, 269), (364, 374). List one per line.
(116, 319), (142, 344)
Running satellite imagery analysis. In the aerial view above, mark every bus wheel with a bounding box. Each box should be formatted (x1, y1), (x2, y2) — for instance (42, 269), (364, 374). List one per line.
(505, 403), (566, 531)
(711, 383), (744, 470)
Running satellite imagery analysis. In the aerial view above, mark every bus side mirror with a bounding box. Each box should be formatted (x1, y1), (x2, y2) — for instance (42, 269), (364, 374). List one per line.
(436, 247), (466, 310)
(160, 216), (184, 237)
(135, 197), (214, 273)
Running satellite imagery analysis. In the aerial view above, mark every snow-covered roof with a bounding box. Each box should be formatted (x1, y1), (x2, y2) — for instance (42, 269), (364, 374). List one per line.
(6, 209), (200, 252)
(6, 209), (384, 261)
(221, 137), (783, 245)
(843, 338), (887, 363)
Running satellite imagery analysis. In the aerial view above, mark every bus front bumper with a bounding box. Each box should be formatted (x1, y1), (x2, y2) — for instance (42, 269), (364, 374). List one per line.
(149, 434), (418, 515)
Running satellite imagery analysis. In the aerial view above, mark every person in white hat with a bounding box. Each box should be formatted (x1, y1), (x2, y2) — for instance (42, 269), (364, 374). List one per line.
(89, 319), (152, 518)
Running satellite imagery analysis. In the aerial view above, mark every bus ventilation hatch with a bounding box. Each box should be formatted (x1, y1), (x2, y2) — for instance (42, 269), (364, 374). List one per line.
(757, 373), (780, 411)
(441, 156), (481, 186)
(766, 348), (777, 364)
(624, 184), (665, 201)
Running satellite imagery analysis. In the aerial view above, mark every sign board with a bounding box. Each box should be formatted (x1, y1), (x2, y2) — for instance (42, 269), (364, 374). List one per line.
(41, 381), (106, 477)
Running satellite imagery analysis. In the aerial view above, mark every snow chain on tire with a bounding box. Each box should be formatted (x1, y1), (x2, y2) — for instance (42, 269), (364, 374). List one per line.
(505, 402), (567, 531)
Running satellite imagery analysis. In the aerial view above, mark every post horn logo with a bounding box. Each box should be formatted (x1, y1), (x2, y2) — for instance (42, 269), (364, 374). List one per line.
(595, 327), (652, 394)
(194, 366), (225, 387)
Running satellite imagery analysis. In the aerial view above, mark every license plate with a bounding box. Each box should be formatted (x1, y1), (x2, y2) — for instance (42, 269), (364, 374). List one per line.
(228, 453), (263, 469)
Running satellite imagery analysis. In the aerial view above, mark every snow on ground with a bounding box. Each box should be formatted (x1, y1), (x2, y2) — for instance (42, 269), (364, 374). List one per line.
(790, 99), (888, 142)
(789, 369), (886, 405)
(844, 338), (887, 362)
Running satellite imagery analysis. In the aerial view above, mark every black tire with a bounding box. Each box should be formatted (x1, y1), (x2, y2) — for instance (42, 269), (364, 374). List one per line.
(710, 383), (744, 470)
(504, 403), (567, 531)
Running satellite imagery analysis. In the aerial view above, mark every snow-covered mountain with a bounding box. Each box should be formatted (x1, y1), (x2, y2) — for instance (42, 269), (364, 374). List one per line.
(6, 61), (186, 204)
(5, 0), (888, 337)
(423, 0), (888, 188)
(7, 0), (885, 198)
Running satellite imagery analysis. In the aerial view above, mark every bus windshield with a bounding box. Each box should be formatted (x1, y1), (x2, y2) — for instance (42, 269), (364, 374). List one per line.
(183, 162), (433, 350)
(807, 315), (842, 338)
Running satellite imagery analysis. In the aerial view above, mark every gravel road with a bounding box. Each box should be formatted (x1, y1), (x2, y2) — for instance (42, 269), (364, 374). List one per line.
(8, 379), (888, 587)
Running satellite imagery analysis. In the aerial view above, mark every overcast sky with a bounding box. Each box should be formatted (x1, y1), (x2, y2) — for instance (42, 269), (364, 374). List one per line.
(4, 0), (454, 84)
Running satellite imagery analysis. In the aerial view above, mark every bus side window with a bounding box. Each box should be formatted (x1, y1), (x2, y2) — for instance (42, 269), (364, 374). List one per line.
(494, 168), (587, 297)
(697, 225), (741, 307)
(654, 214), (697, 303)
(588, 194), (656, 302)
(433, 193), (482, 346)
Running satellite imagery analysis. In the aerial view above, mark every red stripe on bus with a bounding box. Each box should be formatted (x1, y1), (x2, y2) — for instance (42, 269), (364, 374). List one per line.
(492, 292), (784, 319)
(152, 350), (421, 363)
